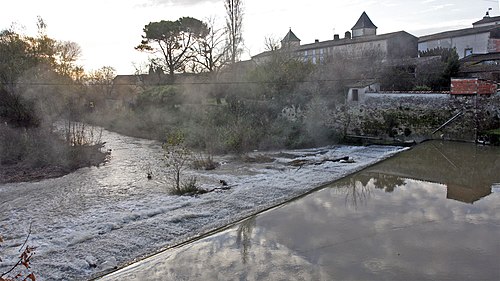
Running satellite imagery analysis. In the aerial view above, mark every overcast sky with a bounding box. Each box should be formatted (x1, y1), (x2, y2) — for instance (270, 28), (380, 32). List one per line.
(1, 0), (499, 74)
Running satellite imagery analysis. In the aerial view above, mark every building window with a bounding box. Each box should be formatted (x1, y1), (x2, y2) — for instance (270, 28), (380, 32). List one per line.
(352, 89), (359, 102)
(464, 48), (473, 57)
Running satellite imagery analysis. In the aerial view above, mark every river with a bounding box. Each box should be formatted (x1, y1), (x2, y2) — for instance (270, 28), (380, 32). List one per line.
(0, 127), (404, 280)
(98, 141), (500, 281)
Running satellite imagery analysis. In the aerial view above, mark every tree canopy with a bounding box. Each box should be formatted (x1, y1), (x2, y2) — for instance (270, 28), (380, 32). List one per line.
(136, 17), (208, 82)
(417, 47), (460, 91)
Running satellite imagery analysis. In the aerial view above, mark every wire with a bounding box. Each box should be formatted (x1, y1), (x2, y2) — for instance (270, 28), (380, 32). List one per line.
(1, 75), (432, 87)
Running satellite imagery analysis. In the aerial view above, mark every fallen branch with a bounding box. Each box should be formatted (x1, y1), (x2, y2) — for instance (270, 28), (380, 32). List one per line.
(288, 156), (351, 168)
(314, 156), (350, 165)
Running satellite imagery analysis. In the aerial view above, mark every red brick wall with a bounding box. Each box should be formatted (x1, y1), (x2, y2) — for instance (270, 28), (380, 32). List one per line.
(451, 79), (497, 95)
(488, 39), (500, 53)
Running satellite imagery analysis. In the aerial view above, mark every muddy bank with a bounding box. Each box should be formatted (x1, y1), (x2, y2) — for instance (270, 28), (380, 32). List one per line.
(0, 145), (109, 184)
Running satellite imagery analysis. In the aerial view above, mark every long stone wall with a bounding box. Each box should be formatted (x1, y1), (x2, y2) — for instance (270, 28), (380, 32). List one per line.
(329, 93), (500, 142)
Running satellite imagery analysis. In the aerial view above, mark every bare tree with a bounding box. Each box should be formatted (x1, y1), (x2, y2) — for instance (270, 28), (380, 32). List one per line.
(87, 66), (115, 95)
(163, 132), (192, 195)
(264, 36), (280, 51)
(192, 18), (229, 74)
(224, 0), (244, 64)
(85, 66), (116, 108)
(55, 41), (82, 78)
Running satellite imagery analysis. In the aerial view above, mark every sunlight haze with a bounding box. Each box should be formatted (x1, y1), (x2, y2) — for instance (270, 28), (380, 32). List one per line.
(2, 0), (499, 74)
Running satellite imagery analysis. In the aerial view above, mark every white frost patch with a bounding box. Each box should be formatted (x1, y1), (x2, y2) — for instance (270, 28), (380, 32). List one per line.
(0, 128), (406, 281)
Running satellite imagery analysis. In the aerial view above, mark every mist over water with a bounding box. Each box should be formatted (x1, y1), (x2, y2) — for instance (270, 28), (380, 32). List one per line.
(99, 141), (500, 281)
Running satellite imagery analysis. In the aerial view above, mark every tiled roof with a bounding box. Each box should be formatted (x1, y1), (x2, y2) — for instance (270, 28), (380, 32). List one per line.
(252, 31), (416, 59)
(299, 31), (415, 51)
(460, 52), (500, 63)
(473, 15), (500, 26)
(352, 12), (377, 30)
(282, 29), (301, 42)
(419, 25), (499, 42)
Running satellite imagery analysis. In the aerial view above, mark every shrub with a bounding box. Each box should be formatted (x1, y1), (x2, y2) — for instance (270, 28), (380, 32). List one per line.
(413, 85), (432, 91)
(136, 85), (183, 109)
(169, 176), (207, 196)
(163, 131), (192, 193)
(191, 153), (219, 170)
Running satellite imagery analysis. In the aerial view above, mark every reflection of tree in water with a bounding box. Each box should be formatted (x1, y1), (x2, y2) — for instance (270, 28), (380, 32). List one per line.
(373, 174), (406, 193)
(341, 174), (373, 209)
(235, 217), (256, 264)
(336, 173), (406, 208)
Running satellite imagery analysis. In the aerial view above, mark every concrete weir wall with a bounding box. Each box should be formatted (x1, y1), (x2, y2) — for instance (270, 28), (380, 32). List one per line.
(339, 93), (500, 142)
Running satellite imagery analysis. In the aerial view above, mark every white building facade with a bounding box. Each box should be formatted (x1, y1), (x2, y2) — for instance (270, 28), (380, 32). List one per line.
(418, 14), (500, 59)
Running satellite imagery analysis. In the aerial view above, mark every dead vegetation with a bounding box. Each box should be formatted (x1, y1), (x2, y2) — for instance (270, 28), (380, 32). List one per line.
(0, 226), (36, 281)
(287, 156), (352, 167)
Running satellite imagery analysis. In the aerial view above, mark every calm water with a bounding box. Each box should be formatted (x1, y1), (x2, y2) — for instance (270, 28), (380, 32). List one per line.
(100, 141), (500, 281)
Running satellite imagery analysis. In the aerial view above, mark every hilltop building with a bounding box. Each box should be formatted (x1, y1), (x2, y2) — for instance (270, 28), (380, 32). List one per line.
(418, 12), (500, 59)
(280, 29), (301, 50)
(472, 11), (500, 28)
(418, 11), (500, 83)
(351, 11), (377, 38)
(253, 12), (418, 64)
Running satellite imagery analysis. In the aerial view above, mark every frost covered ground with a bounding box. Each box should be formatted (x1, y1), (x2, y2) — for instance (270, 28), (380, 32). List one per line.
(0, 129), (405, 280)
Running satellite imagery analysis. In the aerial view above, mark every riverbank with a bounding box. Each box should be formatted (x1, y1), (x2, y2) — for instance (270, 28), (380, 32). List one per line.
(0, 145), (110, 184)
(0, 128), (406, 281)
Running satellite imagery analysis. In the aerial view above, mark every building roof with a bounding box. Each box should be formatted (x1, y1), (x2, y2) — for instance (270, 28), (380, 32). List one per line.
(352, 12), (377, 30)
(252, 31), (416, 60)
(419, 25), (499, 42)
(459, 52), (500, 75)
(281, 29), (301, 42)
(299, 31), (415, 51)
(460, 52), (500, 63)
(252, 31), (416, 59)
(473, 15), (500, 26)
(347, 80), (378, 88)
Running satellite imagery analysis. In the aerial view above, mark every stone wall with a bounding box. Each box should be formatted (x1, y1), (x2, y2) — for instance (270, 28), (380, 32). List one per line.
(327, 93), (500, 142)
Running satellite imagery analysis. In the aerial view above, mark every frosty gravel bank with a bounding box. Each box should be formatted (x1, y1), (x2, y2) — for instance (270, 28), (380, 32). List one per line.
(0, 128), (405, 280)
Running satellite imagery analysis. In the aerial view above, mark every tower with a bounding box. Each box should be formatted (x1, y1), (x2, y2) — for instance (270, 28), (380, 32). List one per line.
(281, 28), (301, 50)
(351, 12), (377, 38)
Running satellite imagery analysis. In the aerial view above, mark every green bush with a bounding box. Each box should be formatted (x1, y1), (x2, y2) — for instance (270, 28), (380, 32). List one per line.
(413, 85), (432, 91)
(169, 176), (207, 196)
(136, 85), (183, 109)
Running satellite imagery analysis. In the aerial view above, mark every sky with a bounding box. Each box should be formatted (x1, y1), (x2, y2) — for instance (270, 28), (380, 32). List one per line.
(1, 0), (499, 74)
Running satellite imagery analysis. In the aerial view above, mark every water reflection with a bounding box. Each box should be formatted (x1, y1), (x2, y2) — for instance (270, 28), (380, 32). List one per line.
(100, 141), (500, 281)
(363, 141), (499, 204)
(235, 217), (256, 264)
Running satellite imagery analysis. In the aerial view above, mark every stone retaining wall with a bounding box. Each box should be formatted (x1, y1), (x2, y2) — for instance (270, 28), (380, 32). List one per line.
(328, 93), (500, 142)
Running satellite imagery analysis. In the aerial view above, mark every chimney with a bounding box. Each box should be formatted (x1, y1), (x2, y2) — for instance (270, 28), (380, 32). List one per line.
(345, 31), (351, 39)
(315, 39), (319, 43)
(334, 34), (340, 40)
